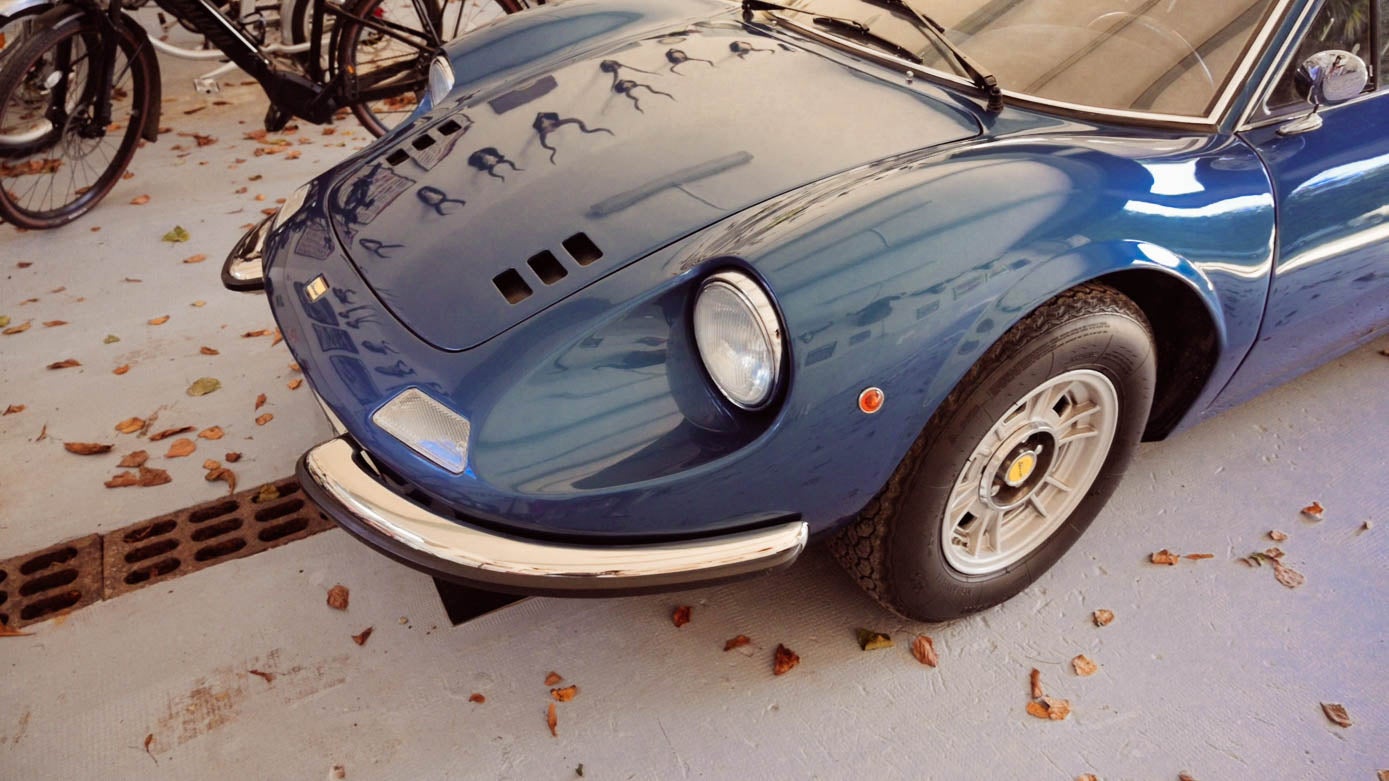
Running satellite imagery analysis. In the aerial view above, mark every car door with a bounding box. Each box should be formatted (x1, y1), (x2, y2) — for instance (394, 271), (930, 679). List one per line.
(1222, 0), (1389, 402)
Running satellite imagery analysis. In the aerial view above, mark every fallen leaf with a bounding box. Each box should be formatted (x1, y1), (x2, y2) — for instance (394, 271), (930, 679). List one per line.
(113, 365), (130, 375)
(225, 452), (242, 462)
(1269, 530), (1288, 542)
(352, 627), (373, 646)
(0, 315), (8, 327)
(1072, 655), (1098, 676)
(332, 766), (345, 779)
(137, 466), (171, 487)
(119, 451), (149, 468)
(36, 424), (47, 441)
(1264, 547), (1285, 559)
(144, 733), (156, 765)
(114, 417), (144, 434)
(149, 426), (193, 442)
(191, 300), (206, 307)
(773, 644), (800, 676)
(200, 346), (219, 356)
(288, 378), (303, 390)
(1092, 609), (1115, 627)
(104, 334), (120, 344)
(672, 605), (691, 627)
(271, 329), (284, 346)
(0, 622), (32, 637)
(131, 194), (151, 205)
(65, 442), (112, 455)
(1076, 776), (1098, 781)
(164, 438), (196, 458)
(255, 413), (274, 426)
(1273, 561), (1305, 589)
(724, 635), (752, 651)
(205, 467), (237, 494)
(162, 226), (190, 243)
(290, 362), (301, 372)
(1361, 521), (1373, 533)
(1301, 501), (1325, 521)
(196, 426), (224, 441)
(1321, 702), (1351, 728)
(3, 404), (24, 415)
(187, 377), (221, 396)
(255, 483), (281, 503)
(856, 628), (894, 651)
(544, 672), (564, 686)
(1025, 696), (1071, 721)
(1030, 668), (1044, 699)
(202, 459), (220, 470)
(105, 471), (140, 488)
(468, 693), (485, 703)
(1150, 548), (1180, 565)
(148, 315), (169, 325)
(546, 703), (558, 737)
(910, 634), (938, 667)
(47, 358), (81, 369)
(327, 584), (350, 610)
(255, 393), (267, 410)
(1376, 771), (1388, 781)
(1183, 553), (1215, 560)
(42, 320), (67, 327)
(3, 320), (31, 335)
(248, 669), (275, 684)
(243, 329), (273, 338)
(551, 685), (579, 702)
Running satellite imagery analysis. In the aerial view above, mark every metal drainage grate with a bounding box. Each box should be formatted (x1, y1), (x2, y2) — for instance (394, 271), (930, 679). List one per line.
(104, 476), (334, 599)
(0, 534), (104, 629)
(0, 477), (334, 630)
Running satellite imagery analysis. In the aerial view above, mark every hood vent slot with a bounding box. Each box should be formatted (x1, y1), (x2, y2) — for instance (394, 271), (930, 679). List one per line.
(563, 232), (602, 266)
(527, 251), (567, 285)
(493, 269), (533, 304)
(491, 235), (605, 305)
(386, 149), (409, 166)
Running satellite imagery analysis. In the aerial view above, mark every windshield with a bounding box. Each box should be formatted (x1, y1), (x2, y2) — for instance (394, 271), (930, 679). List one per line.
(784, 0), (1283, 117)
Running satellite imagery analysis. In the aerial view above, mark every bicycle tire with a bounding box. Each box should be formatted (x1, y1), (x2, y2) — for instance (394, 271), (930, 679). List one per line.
(335, 0), (524, 137)
(0, 12), (151, 229)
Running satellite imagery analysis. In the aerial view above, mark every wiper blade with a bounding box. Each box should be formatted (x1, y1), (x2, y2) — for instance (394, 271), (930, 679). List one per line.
(740, 0), (921, 64)
(860, 0), (1003, 111)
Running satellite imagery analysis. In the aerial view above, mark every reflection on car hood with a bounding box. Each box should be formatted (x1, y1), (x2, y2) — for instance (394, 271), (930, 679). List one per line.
(325, 12), (981, 351)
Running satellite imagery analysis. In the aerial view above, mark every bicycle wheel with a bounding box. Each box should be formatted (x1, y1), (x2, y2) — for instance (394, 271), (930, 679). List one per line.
(0, 13), (150, 229)
(335, 0), (524, 137)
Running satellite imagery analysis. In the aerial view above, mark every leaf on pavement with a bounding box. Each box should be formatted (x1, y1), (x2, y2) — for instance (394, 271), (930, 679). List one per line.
(161, 226), (190, 242)
(1030, 668), (1044, 699)
(0, 621), (32, 637)
(856, 628), (894, 651)
(149, 426), (193, 442)
(137, 466), (171, 487)
(182, 254), (208, 264)
(42, 320), (67, 327)
(105, 471), (140, 488)
(148, 315), (169, 325)
(103, 334), (120, 344)
(911, 634), (938, 667)
(1321, 702), (1351, 728)
(1183, 553), (1215, 560)
(47, 358), (81, 369)
(164, 438), (196, 458)
(200, 346), (219, 355)
(773, 644), (800, 676)
(130, 194), (151, 205)
(1268, 530), (1288, 542)
(254, 393), (267, 410)
(468, 693), (485, 703)
(3, 404), (24, 415)
(550, 685), (579, 702)
(1072, 655), (1098, 677)
(1025, 697), (1071, 721)
(255, 483), (281, 503)
(205, 467), (237, 494)
(1301, 501), (1325, 521)
(115, 417), (144, 434)
(248, 669), (275, 684)
(544, 672), (564, 686)
(187, 377), (221, 396)
(255, 413), (273, 426)
(113, 365), (130, 375)
(198, 426), (224, 440)
(1273, 561), (1305, 589)
(1092, 609), (1115, 627)
(242, 329), (273, 338)
(546, 703), (558, 737)
(3, 320), (31, 335)
(723, 635), (752, 652)
(119, 450), (149, 468)
(672, 605), (691, 628)
(327, 584), (350, 610)
(288, 378), (303, 390)
(65, 442), (112, 455)
(352, 627), (373, 646)
(224, 452), (241, 462)
(1150, 549), (1180, 565)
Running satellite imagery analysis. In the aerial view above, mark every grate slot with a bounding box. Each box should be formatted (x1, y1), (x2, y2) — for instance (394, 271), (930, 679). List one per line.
(19, 569), (79, 596)
(20, 590), (81, 621)
(189, 500), (238, 525)
(259, 518), (309, 542)
(125, 539), (179, 564)
(0, 535), (102, 629)
(124, 558), (180, 585)
(255, 499), (304, 524)
(527, 251), (568, 285)
(562, 232), (603, 266)
(493, 269), (533, 304)
(191, 518), (243, 542)
(195, 538), (247, 562)
(20, 546), (77, 575)
(124, 519), (176, 543)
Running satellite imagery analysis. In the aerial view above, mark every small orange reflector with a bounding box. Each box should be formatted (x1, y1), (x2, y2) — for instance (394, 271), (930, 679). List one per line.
(858, 387), (884, 414)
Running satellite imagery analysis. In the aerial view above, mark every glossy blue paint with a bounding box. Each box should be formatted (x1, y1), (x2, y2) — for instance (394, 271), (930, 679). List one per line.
(261, 0), (1386, 544)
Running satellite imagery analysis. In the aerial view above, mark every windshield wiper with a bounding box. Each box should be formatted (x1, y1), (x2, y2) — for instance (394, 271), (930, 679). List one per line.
(860, 0), (1003, 111)
(740, 0), (923, 64)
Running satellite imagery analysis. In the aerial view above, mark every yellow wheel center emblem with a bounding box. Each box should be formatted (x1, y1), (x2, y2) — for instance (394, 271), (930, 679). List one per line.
(1007, 453), (1037, 486)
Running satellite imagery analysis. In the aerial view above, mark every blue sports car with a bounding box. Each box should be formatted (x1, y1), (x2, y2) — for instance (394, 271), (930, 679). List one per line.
(225, 0), (1389, 621)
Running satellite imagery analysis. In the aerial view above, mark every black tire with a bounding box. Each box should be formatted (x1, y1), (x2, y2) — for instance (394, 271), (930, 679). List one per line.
(0, 13), (151, 230)
(334, 0), (523, 137)
(830, 282), (1157, 622)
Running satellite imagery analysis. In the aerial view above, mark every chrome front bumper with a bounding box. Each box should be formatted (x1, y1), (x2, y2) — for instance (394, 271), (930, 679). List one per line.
(298, 437), (809, 595)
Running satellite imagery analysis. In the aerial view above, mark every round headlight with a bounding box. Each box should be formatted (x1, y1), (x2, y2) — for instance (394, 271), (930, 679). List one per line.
(692, 271), (784, 410)
(428, 56), (455, 107)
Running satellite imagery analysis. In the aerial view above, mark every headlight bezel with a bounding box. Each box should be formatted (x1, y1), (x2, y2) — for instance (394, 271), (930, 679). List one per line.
(428, 55), (456, 107)
(692, 269), (786, 411)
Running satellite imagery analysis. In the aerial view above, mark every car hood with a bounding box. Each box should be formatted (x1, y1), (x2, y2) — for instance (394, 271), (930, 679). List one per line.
(324, 7), (981, 351)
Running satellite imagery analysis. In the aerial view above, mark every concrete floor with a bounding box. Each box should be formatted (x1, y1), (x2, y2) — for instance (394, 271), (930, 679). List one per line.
(2, 24), (1388, 781)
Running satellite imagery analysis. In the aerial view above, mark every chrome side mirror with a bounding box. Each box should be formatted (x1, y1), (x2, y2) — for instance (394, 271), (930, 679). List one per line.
(1280, 50), (1368, 135)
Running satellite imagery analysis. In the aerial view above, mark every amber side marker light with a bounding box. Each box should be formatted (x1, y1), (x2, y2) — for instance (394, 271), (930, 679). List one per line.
(859, 387), (884, 414)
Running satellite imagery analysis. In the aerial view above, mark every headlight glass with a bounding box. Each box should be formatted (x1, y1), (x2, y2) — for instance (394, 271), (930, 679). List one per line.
(693, 271), (783, 410)
(428, 56), (455, 107)
(270, 182), (310, 231)
(372, 388), (472, 473)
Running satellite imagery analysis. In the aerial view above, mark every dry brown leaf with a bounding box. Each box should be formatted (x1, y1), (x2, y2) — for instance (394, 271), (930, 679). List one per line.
(352, 627), (373, 646)
(0, 621), (32, 637)
(1093, 609), (1115, 627)
(115, 416), (144, 434)
(255, 483), (281, 503)
(1030, 668), (1044, 699)
(164, 438), (196, 458)
(1025, 697), (1071, 721)
(137, 466), (172, 487)
(288, 378), (303, 390)
(255, 413), (274, 426)
(1321, 702), (1351, 728)
(1273, 561), (1305, 589)
(205, 467), (237, 494)
(225, 452), (242, 462)
(1076, 776), (1098, 781)
(248, 669), (275, 684)
(290, 362), (301, 372)
(105, 471), (140, 488)
(143, 733), (156, 764)
(1301, 501), (1325, 521)
(468, 693), (485, 703)
(271, 329), (283, 346)
(1072, 655), (1098, 676)
(191, 300), (206, 308)
(42, 320), (67, 327)
(722, 635), (753, 652)
(198, 426), (224, 440)
(1375, 771), (1388, 781)
(149, 426), (193, 442)
(200, 346), (219, 356)
(1150, 549), (1181, 565)
(856, 628), (894, 651)
(544, 672), (564, 686)
(36, 424), (48, 442)
(1269, 530), (1288, 542)
(327, 584), (350, 610)
(672, 605), (691, 628)
(131, 194), (151, 205)
(1264, 547), (1285, 559)
(187, 377), (221, 396)
(182, 254), (207, 264)
(202, 459), (220, 470)
(3, 320), (32, 335)
(546, 703), (558, 737)
(255, 393), (267, 410)
(65, 442), (112, 455)
(242, 329), (273, 338)
(113, 364), (130, 375)
(2, 404), (23, 415)
(1183, 553), (1215, 560)
(47, 358), (81, 369)
(147, 315), (169, 325)
(550, 685), (579, 702)
(773, 644), (800, 676)
(911, 634), (938, 667)
(119, 450), (149, 468)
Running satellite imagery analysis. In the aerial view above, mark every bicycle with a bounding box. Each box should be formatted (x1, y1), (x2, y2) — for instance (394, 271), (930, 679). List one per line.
(0, 0), (535, 229)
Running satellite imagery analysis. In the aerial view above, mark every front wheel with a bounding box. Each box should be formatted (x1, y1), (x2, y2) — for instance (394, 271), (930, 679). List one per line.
(0, 12), (151, 229)
(831, 283), (1156, 622)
